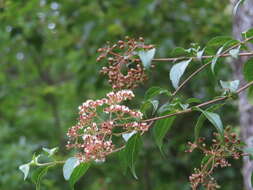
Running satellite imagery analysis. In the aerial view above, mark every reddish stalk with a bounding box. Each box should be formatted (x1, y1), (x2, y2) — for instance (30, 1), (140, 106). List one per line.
(143, 81), (253, 123)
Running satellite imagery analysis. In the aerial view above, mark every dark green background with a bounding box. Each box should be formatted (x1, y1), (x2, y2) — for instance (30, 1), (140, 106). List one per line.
(0, 0), (242, 189)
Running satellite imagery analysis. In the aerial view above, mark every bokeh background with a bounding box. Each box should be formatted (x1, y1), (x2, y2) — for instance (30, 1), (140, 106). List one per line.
(0, 0), (244, 189)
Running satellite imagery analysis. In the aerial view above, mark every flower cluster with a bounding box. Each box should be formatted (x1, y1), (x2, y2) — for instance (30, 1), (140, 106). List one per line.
(66, 90), (149, 162)
(97, 37), (154, 89)
(186, 127), (243, 190)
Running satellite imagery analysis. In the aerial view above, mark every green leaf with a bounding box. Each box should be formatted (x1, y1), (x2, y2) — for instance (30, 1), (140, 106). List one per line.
(118, 149), (128, 174)
(170, 59), (192, 89)
(242, 28), (253, 43)
(211, 46), (224, 73)
(19, 163), (30, 180)
(69, 162), (90, 189)
(144, 87), (171, 100)
(138, 48), (156, 69)
(220, 80), (240, 92)
(32, 166), (51, 190)
(243, 57), (253, 81)
(229, 46), (240, 59)
(206, 36), (233, 48)
(149, 100), (159, 114)
(248, 86), (253, 105)
(169, 47), (191, 57)
(157, 102), (170, 114)
(31, 154), (41, 165)
(42, 147), (58, 157)
(233, 0), (245, 15)
(205, 36), (233, 55)
(194, 113), (206, 141)
(122, 131), (137, 142)
(179, 103), (189, 110)
(124, 133), (142, 179)
(140, 101), (152, 114)
(185, 98), (201, 104)
(157, 98), (187, 114)
(140, 99), (159, 116)
(194, 107), (224, 138)
(223, 39), (241, 50)
(63, 157), (80, 180)
(196, 48), (205, 61)
(153, 111), (176, 151)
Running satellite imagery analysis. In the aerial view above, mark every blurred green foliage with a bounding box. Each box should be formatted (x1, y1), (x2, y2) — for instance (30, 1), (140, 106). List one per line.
(0, 0), (243, 189)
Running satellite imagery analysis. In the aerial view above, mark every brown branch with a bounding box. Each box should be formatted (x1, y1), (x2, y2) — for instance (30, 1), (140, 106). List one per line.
(51, 86), (253, 164)
(168, 36), (253, 97)
(237, 81), (253, 94)
(152, 52), (253, 63)
(143, 80), (253, 123)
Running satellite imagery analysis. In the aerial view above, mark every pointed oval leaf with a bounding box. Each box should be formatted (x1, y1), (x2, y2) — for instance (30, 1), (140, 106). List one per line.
(203, 111), (223, 136)
(205, 36), (233, 55)
(211, 46), (224, 73)
(248, 86), (253, 105)
(141, 100), (159, 117)
(69, 162), (90, 189)
(220, 80), (240, 92)
(194, 104), (224, 141)
(229, 46), (240, 59)
(42, 147), (58, 157)
(153, 111), (176, 151)
(124, 133), (142, 179)
(194, 107), (224, 137)
(170, 59), (192, 89)
(169, 47), (190, 57)
(138, 48), (156, 69)
(197, 48), (205, 61)
(150, 100), (159, 114)
(118, 149), (128, 174)
(233, 0), (245, 15)
(242, 28), (253, 43)
(186, 98), (201, 104)
(19, 163), (30, 180)
(243, 58), (253, 81)
(63, 157), (80, 180)
(122, 131), (137, 142)
(31, 166), (51, 190)
(144, 86), (171, 100)
(194, 113), (207, 142)
(157, 102), (171, 114)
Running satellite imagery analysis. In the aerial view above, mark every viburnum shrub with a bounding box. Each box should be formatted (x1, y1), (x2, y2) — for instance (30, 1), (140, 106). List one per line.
(20, 28), (253, 190)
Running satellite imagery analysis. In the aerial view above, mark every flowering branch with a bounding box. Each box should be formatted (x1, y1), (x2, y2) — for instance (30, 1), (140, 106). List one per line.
(187, 128), (243, 189)
(66, 90), (149, 163)
(20, 32), (253, 190)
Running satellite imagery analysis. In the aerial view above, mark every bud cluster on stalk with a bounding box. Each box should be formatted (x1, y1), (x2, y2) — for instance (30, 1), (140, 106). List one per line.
(97, 36), (154, 89)
(66, 90), (149, 163)
(186, 127), (243, 189)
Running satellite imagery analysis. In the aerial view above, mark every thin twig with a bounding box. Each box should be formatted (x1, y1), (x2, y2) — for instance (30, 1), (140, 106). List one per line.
(143, 81), (253, 123)
(152, 52), (253, 63)
(170, 36), (253, 97)
(36, 160), (65, 167)
(236, 81), (253, 94)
